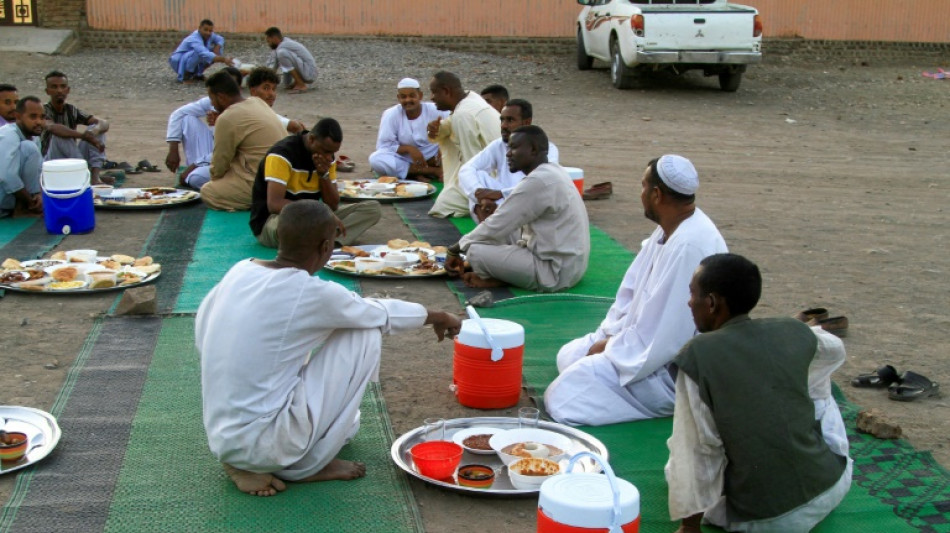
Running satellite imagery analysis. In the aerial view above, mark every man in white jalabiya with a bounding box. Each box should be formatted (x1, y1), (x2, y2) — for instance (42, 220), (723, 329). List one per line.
(544, 155), (728, 426)
(458, 98), (559, 223)
(197, 199), (461, 496)
(368, 78), (448, 181)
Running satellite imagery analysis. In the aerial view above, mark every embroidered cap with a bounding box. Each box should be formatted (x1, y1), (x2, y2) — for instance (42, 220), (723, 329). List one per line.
(397, 78), (420, 89)
(656, 155), (699, 195)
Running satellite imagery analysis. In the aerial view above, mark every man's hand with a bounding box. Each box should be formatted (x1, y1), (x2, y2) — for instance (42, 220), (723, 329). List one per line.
(474, 200), (497, 222)
(28, 193), (43, 212)
(404, 145), (426, 166)
(425, 310), (462, 341)
(286, 120), (305, 134)
(334, 215), (347, 241)
(427, 117), (442, 139)
(474, 188), (503, 202)
(206, 110), (219, 127)
(312, 151), (333, 176)
(586, 338), (608, 356)
(674, 513), (704, 533)
(82, 131), (105, 152)
(165, 144), (181, 173)
(445, 254), (465, 277)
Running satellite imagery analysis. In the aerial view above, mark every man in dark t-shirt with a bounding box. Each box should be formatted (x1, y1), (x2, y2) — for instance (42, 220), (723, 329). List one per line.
(41, 70), (112, 185)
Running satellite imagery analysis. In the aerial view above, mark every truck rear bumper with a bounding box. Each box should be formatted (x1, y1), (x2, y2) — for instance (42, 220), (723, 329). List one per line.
(635, 50), (762, 65)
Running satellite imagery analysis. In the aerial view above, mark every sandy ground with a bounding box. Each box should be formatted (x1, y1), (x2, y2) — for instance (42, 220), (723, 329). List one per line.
(1, 40), (949, 532)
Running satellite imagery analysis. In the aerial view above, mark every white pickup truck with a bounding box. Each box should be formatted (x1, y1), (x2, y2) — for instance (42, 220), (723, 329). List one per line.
(575, 0), (763, 91)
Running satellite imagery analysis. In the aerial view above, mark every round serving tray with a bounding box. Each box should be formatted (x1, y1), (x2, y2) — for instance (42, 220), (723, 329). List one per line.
(94, 188), (201, 210)
(0, 405), (62, 475)
(0, 270), (160, 294)
(324, 244), (446, 279)
(339, 178), (436, 203)
(390, 416), (608, 497)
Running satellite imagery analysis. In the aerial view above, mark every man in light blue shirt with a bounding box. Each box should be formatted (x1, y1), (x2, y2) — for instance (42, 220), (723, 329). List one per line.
(0, 96), (45, 217)
(0, 84), (17, 127)
(169, 19), (233, 83)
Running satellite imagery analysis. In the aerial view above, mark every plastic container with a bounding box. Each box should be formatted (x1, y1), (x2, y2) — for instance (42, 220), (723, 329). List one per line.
(453, 318), (525, 409)
(538, 452), (640, 533)
(41, 159), (95, 235)
(410, 441), (463, 479)
(563, 167), (584, 196)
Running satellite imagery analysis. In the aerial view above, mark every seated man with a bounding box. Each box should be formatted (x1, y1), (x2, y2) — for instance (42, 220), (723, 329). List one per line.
(41, 70), (111, 185)
(169, 19), (233, 83)
(250, 118), (381, 248)
(0, 84), (18, 127)
(667, 253), (851, 533)
(544, 155), (727, 426)
(198, 199), (461, 496)
(200, 70), (286, 211)
(445, 125), (588, 292)
(480, 84), (508, 113)
(265, 27), (317, 93)
(0, 96), (45, 217)
(459, 99), (560, 223)
(368, 78), (447, 181)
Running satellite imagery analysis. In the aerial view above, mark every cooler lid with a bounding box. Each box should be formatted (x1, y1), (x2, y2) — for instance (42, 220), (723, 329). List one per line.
(458, 318), (524, 349)
(538, 473), (640, 528)
(42, 159), (88, 172)
(562, 166), (584, 179)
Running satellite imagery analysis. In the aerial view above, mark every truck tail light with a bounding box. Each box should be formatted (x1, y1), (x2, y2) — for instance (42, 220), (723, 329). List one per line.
(631, 14), (645, 37)
(753, 15), (763, 37)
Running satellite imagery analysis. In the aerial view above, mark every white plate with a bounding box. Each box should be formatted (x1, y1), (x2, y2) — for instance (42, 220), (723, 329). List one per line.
(19, 259), (66, 270)
(0, 405), (62, 475)
(452, 426), (506, 455)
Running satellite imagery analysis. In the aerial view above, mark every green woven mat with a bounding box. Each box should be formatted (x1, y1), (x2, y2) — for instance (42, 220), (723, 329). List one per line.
(174, 210), (359, 313)
(0, 218), (36, 248)
(103, 316), (422, 533)
(479, 295), (921, 532)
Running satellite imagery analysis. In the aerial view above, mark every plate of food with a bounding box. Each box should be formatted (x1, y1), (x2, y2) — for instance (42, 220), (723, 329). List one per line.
(0, 405), (62, 475)
(0, 251), (161, 293)
(338, 177), (435, 203)
(452, 426), (506, 455)
(94, 187), (200, 210)
(325, 240), (448, 278)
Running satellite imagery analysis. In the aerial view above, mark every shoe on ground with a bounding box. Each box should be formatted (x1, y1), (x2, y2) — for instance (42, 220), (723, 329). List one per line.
(583, 181), (613, 200)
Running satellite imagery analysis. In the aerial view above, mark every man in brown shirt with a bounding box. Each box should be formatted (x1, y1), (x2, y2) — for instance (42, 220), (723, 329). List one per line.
(200, 70), (286, 211)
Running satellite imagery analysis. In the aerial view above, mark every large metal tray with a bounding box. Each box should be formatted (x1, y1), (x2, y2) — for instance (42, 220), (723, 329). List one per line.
(390, 416), (608, 497)
(0, 406), (62, 475)
(339, 178), (436, 203)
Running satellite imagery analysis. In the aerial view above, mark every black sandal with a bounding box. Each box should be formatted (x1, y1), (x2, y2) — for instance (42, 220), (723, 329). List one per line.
(851, 365), (900, 388)
(888, 371), (940, 401)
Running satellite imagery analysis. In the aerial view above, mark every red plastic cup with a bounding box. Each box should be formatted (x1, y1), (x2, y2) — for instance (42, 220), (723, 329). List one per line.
(410, 441), (463, 479)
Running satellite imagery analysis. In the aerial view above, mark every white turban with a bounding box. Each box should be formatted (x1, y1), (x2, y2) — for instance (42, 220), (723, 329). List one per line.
(397, 78), (420, 89)
(656, 155), (699, 195)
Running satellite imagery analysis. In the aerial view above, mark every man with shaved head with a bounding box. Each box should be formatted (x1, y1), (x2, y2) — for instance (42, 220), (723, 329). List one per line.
(197, 199), (461, 496)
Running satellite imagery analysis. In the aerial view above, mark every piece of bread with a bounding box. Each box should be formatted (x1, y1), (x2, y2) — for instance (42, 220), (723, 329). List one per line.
(98, 259), (121, 270)
(50, 251), (67, 261)
(1, 258), (22, 270)
(377, 176), (399, 184)
(340, 246), (369, 258)
(387, 239), (410, 250)
(88, 276), (116, 289)
(119, 274), (142, 285)
(133, 256), (153, 267)
(136, 264), (161, 275)
(408, 241), (431, 249)
(52, 266), (79, 282)
(111, 254), (135, 265)
(331, 261), (357, 272)
(380, 266), (408, 276)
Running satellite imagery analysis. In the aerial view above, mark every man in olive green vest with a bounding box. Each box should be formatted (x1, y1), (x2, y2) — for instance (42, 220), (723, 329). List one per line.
(666, 253), (851, 533)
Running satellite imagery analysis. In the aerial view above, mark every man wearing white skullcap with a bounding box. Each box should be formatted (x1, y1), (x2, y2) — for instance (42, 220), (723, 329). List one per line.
(368, 77), (449, 180)
(545, 154), (728, 426)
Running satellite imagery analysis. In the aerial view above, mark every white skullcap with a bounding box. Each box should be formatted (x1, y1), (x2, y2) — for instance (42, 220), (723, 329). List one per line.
(397, 78), (420, 89)
(656, 154), (699, 195)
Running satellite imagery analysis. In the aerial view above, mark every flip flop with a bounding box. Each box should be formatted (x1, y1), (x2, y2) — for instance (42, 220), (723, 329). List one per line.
(117, 161), (142, 175)
(888, 371), (940, 401)
(851, 364), (900, 388)
(137, 160), (162, 173)
(336, 155), (356, 173)
(795, 307), (829, 323)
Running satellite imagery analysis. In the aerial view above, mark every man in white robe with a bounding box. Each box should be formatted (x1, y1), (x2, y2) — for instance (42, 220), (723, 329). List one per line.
(197, 200), (461, 496)
(458, 98), (559, 223)
(666, 253), (851, 533)
(544, 155), (727, 426)
(445, 126), (588, 292)
(368, 78), (447, 180)
(426, 71), (500, 218)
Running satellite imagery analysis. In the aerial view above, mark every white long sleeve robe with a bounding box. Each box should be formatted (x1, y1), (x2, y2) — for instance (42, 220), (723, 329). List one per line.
(368, 102), (447, 178)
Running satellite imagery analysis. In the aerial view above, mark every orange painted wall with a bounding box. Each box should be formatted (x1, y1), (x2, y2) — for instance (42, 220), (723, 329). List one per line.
(87, 0), (950, 43)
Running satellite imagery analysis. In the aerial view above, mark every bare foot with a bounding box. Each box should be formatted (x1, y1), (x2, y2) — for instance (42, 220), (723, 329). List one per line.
(300, 458), (367, 482)
(222, 463), (287, 497)
(462, 272), (506, 288)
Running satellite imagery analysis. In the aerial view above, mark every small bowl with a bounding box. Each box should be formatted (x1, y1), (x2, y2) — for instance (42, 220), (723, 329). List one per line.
(0, 432), (29, 463)
(457, 464), (495, 489)
(410, 441), (463, 480)
(382, 253), (415, 268)
(489, 428), (573, 466)
(91, 184), (114, 198)
(365, 182), (395, 191)
(355, 258), (384, 273)
(507, 457), (561, 491)
(65, 249), (98, 263)
(405, 183), (429, 197)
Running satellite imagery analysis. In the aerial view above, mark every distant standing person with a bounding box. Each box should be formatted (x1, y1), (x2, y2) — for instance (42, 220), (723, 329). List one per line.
(0, 96), (45, 217)
(41, 71), (112, 185)
(169, 19), (233, 83)
(0, 84), (18, 126)
(265, 27), (317, 93)
(480, 84), (508, 113)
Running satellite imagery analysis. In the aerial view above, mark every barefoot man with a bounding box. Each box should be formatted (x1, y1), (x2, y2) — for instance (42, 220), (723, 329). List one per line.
(197, 200), (461, 496)
(445, 125), (589, 292)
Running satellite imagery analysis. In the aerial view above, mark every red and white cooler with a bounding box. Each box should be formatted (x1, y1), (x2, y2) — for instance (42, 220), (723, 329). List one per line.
(538, 452), (640, 533)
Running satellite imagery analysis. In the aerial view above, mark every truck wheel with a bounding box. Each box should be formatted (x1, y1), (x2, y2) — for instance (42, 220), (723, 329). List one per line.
(577, 29), (593, 71)
(610, 39), (635, 90)
(719, 71), (742, 92)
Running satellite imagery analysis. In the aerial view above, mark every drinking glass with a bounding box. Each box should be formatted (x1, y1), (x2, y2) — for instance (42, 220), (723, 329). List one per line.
(423, 417), (445, 441)
(518, 407), (540, 429)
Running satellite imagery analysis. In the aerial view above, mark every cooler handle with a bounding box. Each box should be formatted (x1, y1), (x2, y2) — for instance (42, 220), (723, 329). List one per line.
(566, 451), (623, 533)
(41, 169), (91, 200)
(465, 305), (504, 361)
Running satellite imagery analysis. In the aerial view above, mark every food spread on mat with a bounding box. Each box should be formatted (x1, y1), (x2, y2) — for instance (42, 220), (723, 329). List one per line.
(0, 250), (161, 292)
(326, 240), (449, 277)
(94, 187), (199, 207)
(338, 178), (434, 200)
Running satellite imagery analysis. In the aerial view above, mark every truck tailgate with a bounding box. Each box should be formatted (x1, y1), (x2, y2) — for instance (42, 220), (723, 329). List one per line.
(641, 6), (757, 51)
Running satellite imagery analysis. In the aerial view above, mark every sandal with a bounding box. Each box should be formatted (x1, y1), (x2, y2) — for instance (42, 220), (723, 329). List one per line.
(137, 159), (162, 173)
(335, 155), (356, 173)
(117, 161), (142, 175)
(851, 364), (900, 388)
(795, 307), (829, 323)
(888, 371), (940, 401)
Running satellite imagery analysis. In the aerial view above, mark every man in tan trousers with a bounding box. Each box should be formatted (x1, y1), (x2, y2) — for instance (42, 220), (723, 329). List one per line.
(201, 70), (286, 211)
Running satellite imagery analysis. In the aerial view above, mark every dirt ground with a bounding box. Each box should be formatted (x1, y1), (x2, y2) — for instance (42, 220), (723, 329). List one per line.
(1, 40), (949, 532)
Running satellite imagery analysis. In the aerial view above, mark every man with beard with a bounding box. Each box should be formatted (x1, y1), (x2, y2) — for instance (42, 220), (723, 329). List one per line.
(169, 19), (232, 83)
(41, 71), (112, 185)
(0, 84), (18, 127)
(368, 77), (448, 181)
(544, 154), (728, 426)
(458, 99), (560, 223)
(0, 96), (45, 217)
(444, 126), (588, 291)
(265, 27), (317, 93)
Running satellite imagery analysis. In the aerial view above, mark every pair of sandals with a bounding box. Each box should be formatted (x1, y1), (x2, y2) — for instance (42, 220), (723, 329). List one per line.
(103, 160), (162, 174)
(335, 155), (356, 173)
(851, 364), (940, 401)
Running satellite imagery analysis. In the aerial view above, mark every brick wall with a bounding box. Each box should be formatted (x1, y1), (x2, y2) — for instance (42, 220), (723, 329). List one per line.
(37, 0), (86, 28)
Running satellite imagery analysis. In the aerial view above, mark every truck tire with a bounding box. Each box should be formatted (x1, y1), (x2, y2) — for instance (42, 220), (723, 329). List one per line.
(610, 38), (635, 90)
(719, 71), (742, 92)
(577, 29), (593, 71)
